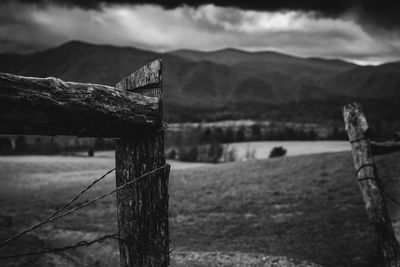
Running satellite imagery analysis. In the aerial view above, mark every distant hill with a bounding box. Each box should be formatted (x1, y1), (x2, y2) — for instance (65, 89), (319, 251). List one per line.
(1, 41), (400, 123)
(329, 61), (400, 98)
(171, 48), (357, 78)
(0, 41), (161, 86)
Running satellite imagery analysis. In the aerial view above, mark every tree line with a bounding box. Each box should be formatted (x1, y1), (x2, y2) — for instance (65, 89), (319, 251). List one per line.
(0, 136), (114, 155)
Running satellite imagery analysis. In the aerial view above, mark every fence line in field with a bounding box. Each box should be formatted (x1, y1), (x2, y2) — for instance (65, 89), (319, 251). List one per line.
(0, 59), (171, 266)
(0, 234), (175, 262)
(0, 164), (172, 262)
(0, 164), (170, 259)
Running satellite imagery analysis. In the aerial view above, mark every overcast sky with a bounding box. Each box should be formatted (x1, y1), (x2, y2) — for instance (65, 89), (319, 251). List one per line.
(1, 0), (400, 65)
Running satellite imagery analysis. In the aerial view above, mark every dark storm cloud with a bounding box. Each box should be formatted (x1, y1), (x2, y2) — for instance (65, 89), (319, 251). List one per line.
(7, 0), (400, 29)
(0, 1), (399, 64)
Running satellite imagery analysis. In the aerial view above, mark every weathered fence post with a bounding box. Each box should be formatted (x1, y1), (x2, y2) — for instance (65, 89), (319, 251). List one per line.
(343, 102), (400, 266)
(115, 59), (170, 266)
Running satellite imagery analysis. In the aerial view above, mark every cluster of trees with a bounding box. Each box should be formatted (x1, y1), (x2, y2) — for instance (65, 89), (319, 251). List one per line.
(326, 126), (348, 140)
(165, 97), (400, 128)
(167, 141), (225, 163)
(0, 136), (30, 155)
(166, 122), (352, 153)
(167, 124), (324, 150)
(165, 122), (347, 163)
(167, 143), (289, 163)
(199, 125), (319, 144)
(0, 136), (114, 155)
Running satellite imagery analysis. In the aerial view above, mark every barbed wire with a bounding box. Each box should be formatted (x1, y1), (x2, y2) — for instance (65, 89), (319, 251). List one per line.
(0, 168), (115, 250)
(0, 234), (175, 262)
(0, 234), (119, 260)
(350, 138), (400, 221)
(360, 147), (400, 220)
(0, 164), (168, 250)
(379, 174), (400, 181)
(382, 188), (400, 207)
(45, 168), (115, 220)
(352, 153), (400, 214)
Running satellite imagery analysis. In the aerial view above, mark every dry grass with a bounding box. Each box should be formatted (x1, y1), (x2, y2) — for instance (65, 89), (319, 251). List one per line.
(0, 151), (400, 266)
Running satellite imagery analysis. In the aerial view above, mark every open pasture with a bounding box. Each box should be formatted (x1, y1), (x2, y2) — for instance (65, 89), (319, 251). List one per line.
(0, 151), (400, 266)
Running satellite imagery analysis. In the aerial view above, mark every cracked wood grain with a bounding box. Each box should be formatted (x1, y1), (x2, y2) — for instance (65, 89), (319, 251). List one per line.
(115, 59), (170, 267)
(0, 73), (160, 138)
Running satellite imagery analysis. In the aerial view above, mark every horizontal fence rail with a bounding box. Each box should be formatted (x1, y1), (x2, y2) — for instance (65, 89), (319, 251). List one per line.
(0, 73), (161, 138)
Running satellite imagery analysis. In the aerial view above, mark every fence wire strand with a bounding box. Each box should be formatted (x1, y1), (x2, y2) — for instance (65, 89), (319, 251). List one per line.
(0, 234), (175, 262)
(382, 188), (400, 207)
(347, 141), (400, 223)
(0, 234), (119, 260)
(45, 168), (115, 220)
(364, 146), (400, 220)
(0, 164), (168, 251)
(348, 143), (400, 222)
(354, 163), (400, 208)
(0, 168), (116, 250)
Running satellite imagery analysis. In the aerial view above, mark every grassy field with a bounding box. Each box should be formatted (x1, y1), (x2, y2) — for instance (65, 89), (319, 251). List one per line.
(0, 151), (400, 266)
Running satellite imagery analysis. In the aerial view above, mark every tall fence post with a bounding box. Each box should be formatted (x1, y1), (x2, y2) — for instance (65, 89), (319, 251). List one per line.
(115, 59), (170, 266)
(343, 102), (400, 266)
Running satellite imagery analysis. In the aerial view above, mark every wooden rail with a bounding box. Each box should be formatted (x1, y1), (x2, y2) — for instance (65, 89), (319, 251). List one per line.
(0, 73), (161, 138)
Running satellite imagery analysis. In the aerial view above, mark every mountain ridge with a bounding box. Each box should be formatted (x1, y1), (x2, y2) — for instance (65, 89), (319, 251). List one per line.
(1, 41), (400, 122)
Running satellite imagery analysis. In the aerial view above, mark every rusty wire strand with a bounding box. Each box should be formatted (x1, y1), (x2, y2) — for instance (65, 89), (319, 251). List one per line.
(0, 234), (175, 261)
(355, 163), (377, 177)
(0, 165), (168, 250)
(45, 168), (115, 220)
(0, 234), (119, 260)
(382, 189), (400, 207)
(360, 150), (400, 210)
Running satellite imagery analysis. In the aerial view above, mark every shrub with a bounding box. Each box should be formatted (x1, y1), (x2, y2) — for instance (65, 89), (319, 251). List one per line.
(0, 137), (13, 155)
(236, 127), (245, 142)
(94, 138), (105, 150)
(166, 149), (177, 160)
(208, 141), (223, 163)
(180, 146), (199, 162)
(14, 136), (29, 154)
(269, 146), (287, 158)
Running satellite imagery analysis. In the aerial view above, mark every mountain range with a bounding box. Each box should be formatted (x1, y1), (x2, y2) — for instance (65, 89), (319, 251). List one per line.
(0, 41), (399, 122)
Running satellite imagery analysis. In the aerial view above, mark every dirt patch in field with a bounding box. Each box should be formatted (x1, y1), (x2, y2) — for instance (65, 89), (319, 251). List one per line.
(171, 251), (321, 267)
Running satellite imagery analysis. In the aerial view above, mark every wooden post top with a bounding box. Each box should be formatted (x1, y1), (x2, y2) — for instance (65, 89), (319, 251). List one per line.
(343, 103), (369, 142)
(117, 59), (163, 123)
(116, 59), (162, 99)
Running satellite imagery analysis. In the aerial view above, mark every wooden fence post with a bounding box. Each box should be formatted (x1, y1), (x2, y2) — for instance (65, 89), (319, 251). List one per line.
(115, 59), (170, 266)
(343, 102), (400, 266)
